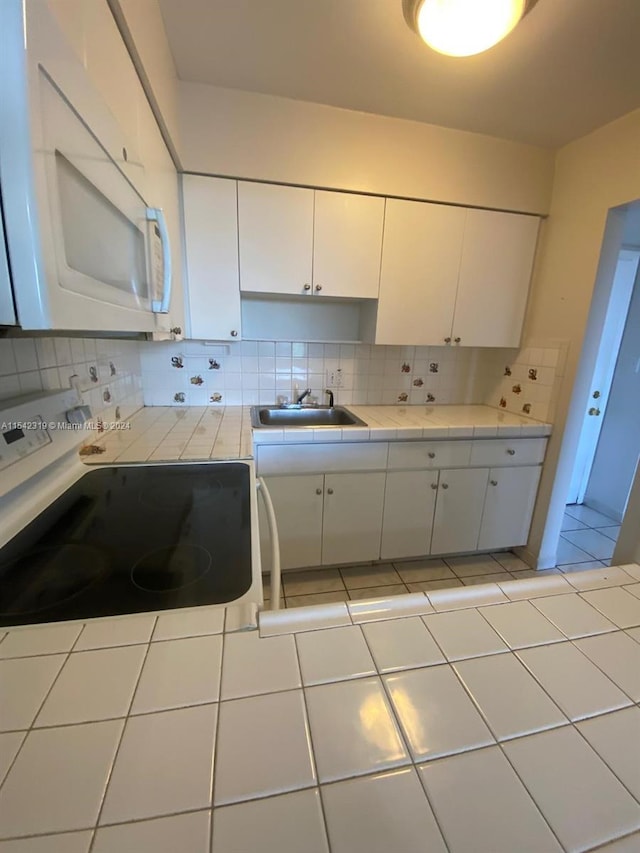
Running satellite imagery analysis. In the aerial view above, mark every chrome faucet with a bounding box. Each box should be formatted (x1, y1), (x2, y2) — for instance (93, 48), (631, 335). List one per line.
(325, 389), (334, 407)
(296, 388), (312, 405)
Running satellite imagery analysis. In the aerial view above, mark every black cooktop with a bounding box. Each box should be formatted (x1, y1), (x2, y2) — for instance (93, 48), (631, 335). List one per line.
(0, 463), (253, 627)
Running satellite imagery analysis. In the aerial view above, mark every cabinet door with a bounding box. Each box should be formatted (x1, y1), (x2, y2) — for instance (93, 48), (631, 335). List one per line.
(376, 199), (466, 345)
(313, 191), (385, 299)
(322, 472), (386, 565)
(261, 475), (324, 570)
(453, 210), (539, 348)
(431, 467), (489, 555)
(478, 466), (541, 551)
(182, 176), (241, 340)
(238, 182), (313, 295)
(381, 470), (439, 560)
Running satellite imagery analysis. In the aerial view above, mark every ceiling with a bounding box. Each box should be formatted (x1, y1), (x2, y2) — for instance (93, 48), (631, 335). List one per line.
(158, 0), (640, 149)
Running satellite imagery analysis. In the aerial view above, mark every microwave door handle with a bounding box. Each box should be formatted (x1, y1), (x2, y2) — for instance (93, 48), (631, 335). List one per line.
(147, 207), (172, 313)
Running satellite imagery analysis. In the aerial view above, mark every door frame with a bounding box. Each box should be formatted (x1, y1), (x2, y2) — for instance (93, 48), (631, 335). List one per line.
(535, 201), (640, 569)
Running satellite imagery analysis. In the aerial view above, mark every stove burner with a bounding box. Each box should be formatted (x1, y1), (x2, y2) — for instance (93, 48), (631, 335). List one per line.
(0, 545), (108, 615)
(138, 476), (222, 511)
(131, 543), (212, 592)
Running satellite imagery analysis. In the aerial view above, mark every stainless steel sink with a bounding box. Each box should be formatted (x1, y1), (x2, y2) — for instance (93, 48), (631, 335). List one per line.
(251, 405), (367, 428)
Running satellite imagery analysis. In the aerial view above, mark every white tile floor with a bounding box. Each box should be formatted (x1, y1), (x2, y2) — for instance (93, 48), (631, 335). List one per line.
(1, 565), (639, 851)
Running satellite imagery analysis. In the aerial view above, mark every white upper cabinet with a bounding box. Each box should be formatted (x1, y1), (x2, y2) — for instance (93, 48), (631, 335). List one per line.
(238, 182), (314, 296)
(313, 191), (385, 299)
(375, 202), (539, 348)
(376, 199), (466, 345)
(237, 183), (384, 299)
(182, 176), (241, 340)
(453, 210), (540, 347)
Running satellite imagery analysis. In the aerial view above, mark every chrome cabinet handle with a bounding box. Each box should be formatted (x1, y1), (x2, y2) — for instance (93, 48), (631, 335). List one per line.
(430, 483), (438, 490)
(490, 479), (498, 486)
(327, 487), (334, 494)
(506, 448), (516, 456)
(315, 284), (322, 292)
(230, 330), (238, 337)
(427, 452), (436, 459)
(454, 337), (461, 343)
(441, 483), (449, 489)
(444, 336), (451, 343)
(315, 488), (322, 495)
(303, 283), (311, 291)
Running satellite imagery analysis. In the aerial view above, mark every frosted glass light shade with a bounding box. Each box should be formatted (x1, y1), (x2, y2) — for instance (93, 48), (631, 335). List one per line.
(413, 0), (527, 57)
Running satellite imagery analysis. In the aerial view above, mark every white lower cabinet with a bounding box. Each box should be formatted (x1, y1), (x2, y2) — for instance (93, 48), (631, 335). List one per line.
(262, 474), (324, 570)
(431, 467), (490, 555)
(263, 471), (386, 569)
(322, 472), (387, 565)
(478, 466), (542, 551)
(381, 470), (438, 560)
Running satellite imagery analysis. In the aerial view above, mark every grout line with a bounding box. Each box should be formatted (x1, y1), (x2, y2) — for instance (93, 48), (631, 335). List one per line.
(291, 635), (333, 853)
(87, 621), (157, 853)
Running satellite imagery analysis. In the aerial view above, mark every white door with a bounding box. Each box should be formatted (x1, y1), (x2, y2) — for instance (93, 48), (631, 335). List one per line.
(322, 472), (386, 565)
(313, 191), (385, 299)
(261, 475), (324, 570)
(376, 199), (466, 345)
(381, 470), (439, 560)
(431, 467), (489, 555)
(237, 182), (314, 295)
(453, 210), (539, 347)
(568, 249), (640, 503)
(182, 176), (241, 340)
(478, 466), (542, 551)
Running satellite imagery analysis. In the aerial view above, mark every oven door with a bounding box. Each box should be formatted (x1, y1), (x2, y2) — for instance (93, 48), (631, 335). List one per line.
(0, 0), (171, 332)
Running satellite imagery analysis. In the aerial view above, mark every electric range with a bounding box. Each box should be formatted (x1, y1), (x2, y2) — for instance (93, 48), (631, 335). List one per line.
(0, 391), (261, 629)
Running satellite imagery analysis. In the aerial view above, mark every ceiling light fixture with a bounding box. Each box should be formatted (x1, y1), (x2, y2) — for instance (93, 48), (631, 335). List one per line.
(403, 0), (539, 57)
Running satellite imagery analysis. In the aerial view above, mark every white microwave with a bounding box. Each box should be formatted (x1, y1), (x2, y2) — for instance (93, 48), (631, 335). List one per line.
(0, 0), (172, 333)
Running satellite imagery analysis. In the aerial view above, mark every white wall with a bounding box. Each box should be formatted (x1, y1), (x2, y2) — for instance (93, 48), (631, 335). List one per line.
(520, 108), (640, 566)
(178, 82), (555, 215)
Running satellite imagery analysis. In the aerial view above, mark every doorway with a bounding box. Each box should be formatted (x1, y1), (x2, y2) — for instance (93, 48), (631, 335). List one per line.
(557, 206), (640, 569)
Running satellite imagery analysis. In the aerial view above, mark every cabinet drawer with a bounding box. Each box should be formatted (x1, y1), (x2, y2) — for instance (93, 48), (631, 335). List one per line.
(469, 438), (547, 467)
(387, 440), (472, 470)
(256, 442), (388, 475)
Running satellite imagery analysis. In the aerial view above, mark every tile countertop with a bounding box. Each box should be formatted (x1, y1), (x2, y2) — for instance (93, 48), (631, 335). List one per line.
(82, 404), (551, 464)
(0, 563), (639, 852)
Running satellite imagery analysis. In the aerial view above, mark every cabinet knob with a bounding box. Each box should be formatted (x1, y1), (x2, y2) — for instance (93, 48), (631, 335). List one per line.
(454, 337), (461, 344)
(430, 483), (438, 490)
(444, 337), (451, 344)
(327, 487), (334, 494)
(427, 452), (436, 459)
(315, 488), (322, 495)
(315, 284), (323, 292)
(441, 483), (449, 489)
(506, 448), (516, 455)
(490, 479), (498, 486)
(303, 283), (311, 291)
(230, 330), (238, 337)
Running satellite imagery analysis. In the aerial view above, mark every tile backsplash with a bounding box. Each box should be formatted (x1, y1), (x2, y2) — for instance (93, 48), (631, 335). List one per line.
(482, 342), (568, 423)
(0, 336), (144, 423)
(139, 340), (490, 408)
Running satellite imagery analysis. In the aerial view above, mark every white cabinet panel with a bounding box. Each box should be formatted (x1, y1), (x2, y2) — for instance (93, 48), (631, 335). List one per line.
(263, 475), (324, 570)
(256, 442), (389, 476)
(313, 191), (385, 299)
(469, 438), (547, 468)
(183, 176), (241, 340)
(322, 472), (386, 565)
(376, 199), (466, 345)
(381, 470), (439, 560)
(238, 182), (313, 295)
(453, 210), (539, 348)
(478, 466), (541, 551)
(387, 440), (472, 470)
(431, 467), (489, 555)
